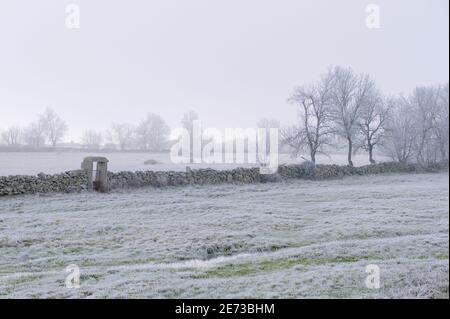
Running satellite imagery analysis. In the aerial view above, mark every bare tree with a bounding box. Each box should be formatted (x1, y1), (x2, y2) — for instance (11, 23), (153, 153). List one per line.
(41, 108), (67, 147)
(382, 97), (416, 163)
(329, 66), (376, 166)
(24, 120), (46, 148)
(435, 83), (449, 161)
(382, 85), (449, 165)
(357, 92), (391, 164)
(107, 123), (135, 151)
(282, 71), (334, 164)
(1, 125), (21, 146)
(181, 111), (199, 134)
(409, 86), (441, 165)
(81, 130), (103, 150)
(136, 113), (170, 151)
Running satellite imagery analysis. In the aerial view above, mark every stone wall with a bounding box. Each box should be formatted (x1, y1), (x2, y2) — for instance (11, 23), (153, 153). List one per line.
(278, 161), (446, 180)
(0, 161), (447, 196)
(0, 171), (88, 196)
(108, 167), (262, 189)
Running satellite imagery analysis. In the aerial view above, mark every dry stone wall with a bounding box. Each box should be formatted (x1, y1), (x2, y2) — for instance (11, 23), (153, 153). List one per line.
(0, 162), (447, 196)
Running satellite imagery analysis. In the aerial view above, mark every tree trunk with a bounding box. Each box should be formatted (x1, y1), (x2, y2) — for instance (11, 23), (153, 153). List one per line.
(369, 143), (376, 164)
(310, 150), (316, 164)
(440, 145), (448, 162)
(347, 137), (354, 167)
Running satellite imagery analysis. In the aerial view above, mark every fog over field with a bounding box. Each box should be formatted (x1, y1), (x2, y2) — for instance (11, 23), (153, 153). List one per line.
(0, 0), (448, 301)
(0, 152), (391, 176)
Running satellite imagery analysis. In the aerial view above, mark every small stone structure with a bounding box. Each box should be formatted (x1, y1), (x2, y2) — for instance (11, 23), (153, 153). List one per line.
(81, 156), (109, 192)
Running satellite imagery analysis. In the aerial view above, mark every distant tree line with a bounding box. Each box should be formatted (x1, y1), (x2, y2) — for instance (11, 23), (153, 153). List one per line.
(102, 112), (171, 152)
(282, 66), (449, 166)
(1, 66), (448, 167)
(1, 107), (67, 149)
(0, 109), (197, 153)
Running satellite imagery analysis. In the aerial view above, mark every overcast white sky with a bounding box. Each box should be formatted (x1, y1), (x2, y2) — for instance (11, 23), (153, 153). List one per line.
(0, 0), (448, 142)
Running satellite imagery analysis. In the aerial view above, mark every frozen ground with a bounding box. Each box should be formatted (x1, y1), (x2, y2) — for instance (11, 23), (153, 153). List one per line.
(0, 172), (448, 298)
(0, 151), (389, 175)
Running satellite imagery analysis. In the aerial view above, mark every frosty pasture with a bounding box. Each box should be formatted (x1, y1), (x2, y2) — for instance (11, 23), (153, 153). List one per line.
(0, 172), (448, 298)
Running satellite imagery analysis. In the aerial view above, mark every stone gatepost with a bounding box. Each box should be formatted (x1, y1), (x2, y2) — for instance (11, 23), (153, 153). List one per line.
(81, 157), (109, 192)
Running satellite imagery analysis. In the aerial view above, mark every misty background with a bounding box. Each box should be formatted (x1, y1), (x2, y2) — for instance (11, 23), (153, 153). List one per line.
(0, 0), (448, 143)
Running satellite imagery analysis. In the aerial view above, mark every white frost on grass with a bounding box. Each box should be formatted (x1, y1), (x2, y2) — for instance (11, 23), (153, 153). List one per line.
(0, 172), (448, 298)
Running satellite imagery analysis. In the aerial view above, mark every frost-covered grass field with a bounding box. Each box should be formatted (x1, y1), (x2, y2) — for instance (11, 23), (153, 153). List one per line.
(0, 172), (448, 298)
